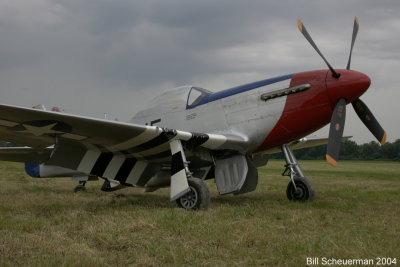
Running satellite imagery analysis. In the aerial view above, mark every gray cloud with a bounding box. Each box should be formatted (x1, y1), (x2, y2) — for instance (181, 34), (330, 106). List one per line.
(0, 0), (399, 143)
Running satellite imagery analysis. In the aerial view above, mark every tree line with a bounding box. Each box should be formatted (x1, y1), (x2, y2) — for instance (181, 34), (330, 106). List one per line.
(1, 139), (400, 161)
(271, 139), (400, 161)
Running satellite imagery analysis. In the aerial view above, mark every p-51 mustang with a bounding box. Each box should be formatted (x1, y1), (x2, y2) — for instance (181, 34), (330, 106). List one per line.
(0, 18), (386, 210)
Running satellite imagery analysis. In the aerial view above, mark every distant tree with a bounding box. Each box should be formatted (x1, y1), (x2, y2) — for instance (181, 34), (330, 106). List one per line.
(301, 145), (325, 160)
(358, 141), (381, 160)
(340, 140), (358, 159)
(268, 139), (400, 161)
(381, 139), (400, 161)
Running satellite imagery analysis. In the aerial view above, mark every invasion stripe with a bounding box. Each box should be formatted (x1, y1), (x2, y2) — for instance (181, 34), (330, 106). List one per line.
(201, 134), (227, 149)
(124, 131), (177, 153)
(130, 143), (170, 157)
(171, 152), (185, 176)
(174, 130), (192, 141)
(102, 156), (125, 179)
(115, 158), (137, 183)
(188, 133), (209, 146)
(77, 150), (101, 174)
(136, 164), (159, 186)
(46, 138), (88, 170)
(108, 126), (161, 151)
(91, 152), (113, 177)
(125, 161), (148, 185)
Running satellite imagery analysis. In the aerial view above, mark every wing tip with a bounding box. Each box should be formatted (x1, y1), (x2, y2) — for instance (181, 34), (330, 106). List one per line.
(326, 154), (338, 167)
(380, 132), (387, 145)
(297, 18), (303, 32)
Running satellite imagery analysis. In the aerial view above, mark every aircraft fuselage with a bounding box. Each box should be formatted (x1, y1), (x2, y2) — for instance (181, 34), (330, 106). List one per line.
(131, 69), (370, 154)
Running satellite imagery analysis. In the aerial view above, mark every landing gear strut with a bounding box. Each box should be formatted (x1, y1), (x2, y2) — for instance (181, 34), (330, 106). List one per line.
(170, 139), (210, 210)
(74, 181), (87, 193)
(281, 144), (314, 201)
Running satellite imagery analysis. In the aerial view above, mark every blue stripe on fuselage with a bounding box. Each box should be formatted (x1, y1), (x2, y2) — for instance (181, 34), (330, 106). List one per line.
(187, 73), (293, 109)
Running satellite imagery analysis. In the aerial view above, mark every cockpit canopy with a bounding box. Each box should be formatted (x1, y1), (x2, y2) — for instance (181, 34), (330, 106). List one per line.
(187, 87), (212, 108)
(133, 86), (212, 119)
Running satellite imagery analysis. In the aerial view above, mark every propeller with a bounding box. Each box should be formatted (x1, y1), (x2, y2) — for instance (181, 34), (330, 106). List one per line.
(297, 19), (340, 78)
(326, 99), (346, 167)
(297, 17), (387, 167)
(352, 98), (386, 145)
(346, 17), (359, 70)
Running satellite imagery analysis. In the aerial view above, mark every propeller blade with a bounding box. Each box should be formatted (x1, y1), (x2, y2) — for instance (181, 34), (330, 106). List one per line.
(346, 16), (360, 70)
(297, 18), (340, 78)
(326, 98), (347, 167)
(352, 98), (387, 145)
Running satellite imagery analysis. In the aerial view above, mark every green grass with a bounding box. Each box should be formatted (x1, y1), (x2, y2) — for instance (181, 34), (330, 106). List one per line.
(0, 160), (399, 266)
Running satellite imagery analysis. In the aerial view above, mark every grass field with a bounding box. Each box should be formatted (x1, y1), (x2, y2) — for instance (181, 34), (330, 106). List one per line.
(0, 160), (399, 266)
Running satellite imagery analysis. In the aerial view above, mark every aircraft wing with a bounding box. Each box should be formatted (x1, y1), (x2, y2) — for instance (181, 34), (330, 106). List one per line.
(262, 136), (352, 154)
(0, 103), (246, 163)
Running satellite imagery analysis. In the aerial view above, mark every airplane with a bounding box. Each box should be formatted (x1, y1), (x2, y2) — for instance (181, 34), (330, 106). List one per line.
(0, 17), (386, 210)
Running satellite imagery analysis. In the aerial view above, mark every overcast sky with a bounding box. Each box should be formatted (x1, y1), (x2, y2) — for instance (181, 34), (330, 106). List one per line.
(0, 0), (399, 144)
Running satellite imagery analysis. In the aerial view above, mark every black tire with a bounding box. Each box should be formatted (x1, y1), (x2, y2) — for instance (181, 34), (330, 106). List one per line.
(176, 178), (210, 210)
(286, 177), (315, 201)
(74, 185), (87, 193)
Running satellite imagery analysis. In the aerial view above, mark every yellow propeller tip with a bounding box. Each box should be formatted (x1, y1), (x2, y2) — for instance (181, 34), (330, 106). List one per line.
(297, 18), (303, 32)
(355, 16), (359, 27)
(326, 155), (338, 167)
(380, 132), (387, 145)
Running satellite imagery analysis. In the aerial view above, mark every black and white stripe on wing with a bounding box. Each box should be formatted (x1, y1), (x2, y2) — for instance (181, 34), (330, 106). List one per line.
(123, 130), (177, 153)
(90, 152), (114, 177)
(114, 158), (137, 184)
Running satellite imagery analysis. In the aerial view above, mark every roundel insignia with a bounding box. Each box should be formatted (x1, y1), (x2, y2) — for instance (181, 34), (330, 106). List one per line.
(366, 115), (370, 121)
(335, 123), (340, 131)
(8, 120), (88, 140)
(9, 120), (71, 135)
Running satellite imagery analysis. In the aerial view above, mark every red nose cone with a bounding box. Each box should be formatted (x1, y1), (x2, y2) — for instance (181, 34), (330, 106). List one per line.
(326, 70), (371, 106)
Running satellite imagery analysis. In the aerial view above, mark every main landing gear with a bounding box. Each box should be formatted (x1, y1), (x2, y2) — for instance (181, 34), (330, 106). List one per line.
(281, 144), (315, 201)
(170, 139), (210, 210)
(176, 177), (210, 210)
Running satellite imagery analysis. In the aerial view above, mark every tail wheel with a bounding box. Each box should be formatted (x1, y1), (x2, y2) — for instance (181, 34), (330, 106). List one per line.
(74, 184), (87, 193)
(176, 177), (210, 210)
(286, 177), (315, 201)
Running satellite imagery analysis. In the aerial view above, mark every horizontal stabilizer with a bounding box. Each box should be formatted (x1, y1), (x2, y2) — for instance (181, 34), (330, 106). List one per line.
(0, 147), (52, 163)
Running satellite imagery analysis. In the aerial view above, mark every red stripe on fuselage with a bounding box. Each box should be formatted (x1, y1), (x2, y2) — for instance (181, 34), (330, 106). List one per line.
(255, 70), (332, 152)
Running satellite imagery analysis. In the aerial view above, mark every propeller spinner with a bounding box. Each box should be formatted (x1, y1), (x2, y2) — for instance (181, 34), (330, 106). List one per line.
(297, 17), (387, 166)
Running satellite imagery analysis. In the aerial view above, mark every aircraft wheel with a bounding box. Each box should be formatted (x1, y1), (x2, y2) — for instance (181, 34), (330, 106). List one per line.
(176, 178), (210, 210)
(74, 185), (87, 193)
(286, 177), (314, 201)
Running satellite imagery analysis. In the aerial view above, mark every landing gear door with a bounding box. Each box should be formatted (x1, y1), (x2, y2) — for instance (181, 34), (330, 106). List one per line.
(214, 154), (258, 195)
